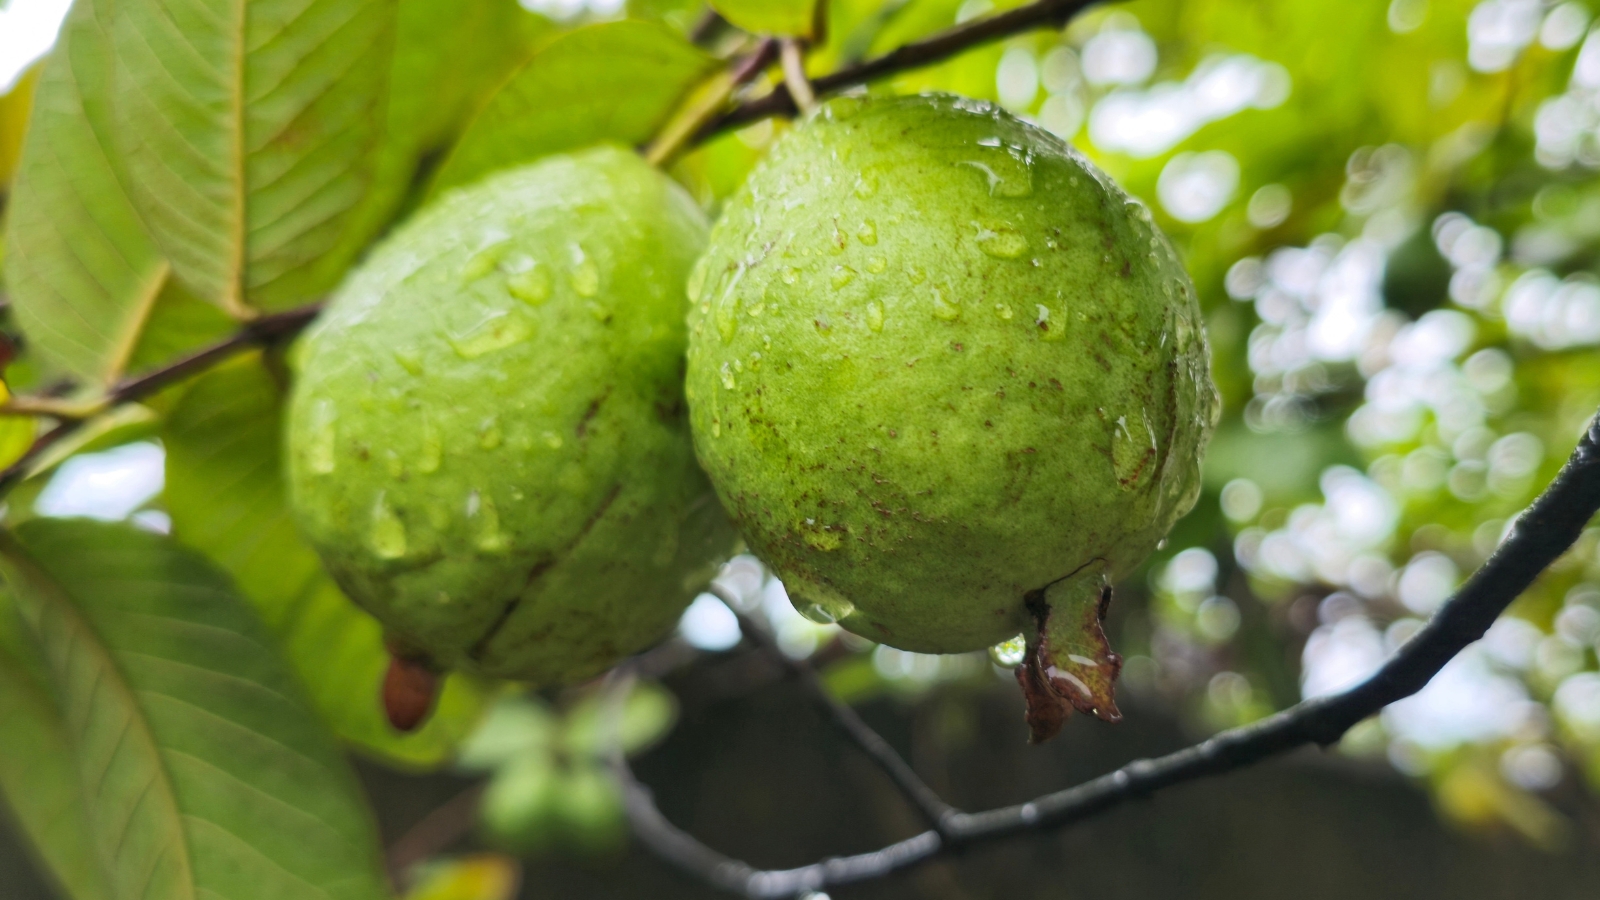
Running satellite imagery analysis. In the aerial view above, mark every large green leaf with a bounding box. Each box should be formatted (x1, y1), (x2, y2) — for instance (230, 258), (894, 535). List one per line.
(3, 0), (169, 385)
(0, 518), (390, 900)
(430, 20), (714, 194)
(0, 593), (110, 900)
(162, 356), (486, 768)
(389, 0), (550, 165)
(109, 0), (396, 315)
(710, 0), (818, 37)
(0, 63), (40, 187)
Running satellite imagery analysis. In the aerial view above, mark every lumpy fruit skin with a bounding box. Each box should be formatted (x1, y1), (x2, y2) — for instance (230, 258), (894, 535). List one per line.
(287, 145), (733, 684)
(685, 94), (1218, 654)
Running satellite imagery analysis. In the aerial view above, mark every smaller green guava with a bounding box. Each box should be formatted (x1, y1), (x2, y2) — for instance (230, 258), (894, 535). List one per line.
(286, 145), (734, 699)
(684, 94), (1219, 740)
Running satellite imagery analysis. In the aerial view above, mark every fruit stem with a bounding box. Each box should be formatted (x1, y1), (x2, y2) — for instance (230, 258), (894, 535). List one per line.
(779, 39), (818, 115)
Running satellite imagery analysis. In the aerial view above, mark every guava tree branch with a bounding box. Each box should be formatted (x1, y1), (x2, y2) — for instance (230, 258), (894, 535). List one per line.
(0, 302), (321, 495)
(704, 584), (956, 832)
(612, 411), (1600, 898)
(698, 0), (1104, 140)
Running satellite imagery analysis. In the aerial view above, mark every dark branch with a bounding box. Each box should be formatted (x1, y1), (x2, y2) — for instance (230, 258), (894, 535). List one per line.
(0, 302), (322, 496)
(615, 411), (1600, 898)
(703, 583), (955, 832)
(696, 0), (1103, 141)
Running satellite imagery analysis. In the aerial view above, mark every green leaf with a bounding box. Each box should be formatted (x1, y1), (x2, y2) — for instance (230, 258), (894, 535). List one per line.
(3, 0), (169, 385)
(0, 592), (111, 900)
(109, 0), (397, 315)
(0, 63), (40, 187)
(430, 21), (715, 194)
(710, 0), (819, 37)
(0, 517), (390, 900)
(162, 356), (487, 768)
(389, 0), (551, 163)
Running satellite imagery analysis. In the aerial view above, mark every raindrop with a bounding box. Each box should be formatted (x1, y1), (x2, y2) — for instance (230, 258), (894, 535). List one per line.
(370, 493), (407, 559)
(832, 265), (858, 289)
(468, 489), (509, 554)
(478, 417), (503, 449)
(569, 244), (600, 296)
(392, 348), (424, 376)
(448, 310), (534, 359)
(976, 223), (1029, 259)
(931, 286), (961, 321)
(866, 300), (885, 332)
(418, 415), (442, 474)
(507, 264), (551, 305)
(720, 362), (737, 390)
(307, 399), (337, 474)
(857, 220), (879, 245)
(990, 634), (1027, 667)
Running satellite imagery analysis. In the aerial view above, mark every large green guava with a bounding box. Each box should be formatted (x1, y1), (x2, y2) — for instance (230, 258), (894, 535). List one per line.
(684, 94), (1218, 739)
(287, 145), (733, 692)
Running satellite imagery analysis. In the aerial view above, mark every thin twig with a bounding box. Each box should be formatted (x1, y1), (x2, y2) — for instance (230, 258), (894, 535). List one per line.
(646, 38), (780, 167)
(695, 0), (1102, 141)
(385, 782), (487, 888)
(615, 411), (1600, 898)
(0, 302), (322, 496)
(703, 582), (955, 832)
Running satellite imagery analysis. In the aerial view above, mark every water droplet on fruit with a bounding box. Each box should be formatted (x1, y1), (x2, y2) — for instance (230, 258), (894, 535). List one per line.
(460, 239), (510, 282)
(990, 634), (1027, 667)
(853, 173), (878, 198)
(478, 417), (503, 449)
(781, 266), (800, 285)
(569, 244), (600, 296)
(370, 493), (407, 559)
(865, 300), (885, 332)
(687, 256), (710, 302)
(715, 292), (741, 343)
(906, 265), (927, 285)
(831, 265), (857, 289)
(930, 286), (961, 321)
(418, 415), (442, 473)
(866, 256), (887, 274)
(392, 348), (424, 375)
(799, 602), (837, 624)
(468, 489), (509, 554)
(975, 223), (1028, 259)
(307, 399), (337, 474)
(448, 310), (534, 359)
(507, 264), (551, 305)
(720, 362), (737, 390)
(1110, 408), (1157, 490)
(1036, 305), (1065, 342)
(857, 220), (878, 245)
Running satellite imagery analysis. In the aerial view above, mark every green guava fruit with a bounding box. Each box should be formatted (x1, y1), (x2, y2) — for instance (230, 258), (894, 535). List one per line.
(684, 94), (1218, 740)
(286, 145), (733, 694)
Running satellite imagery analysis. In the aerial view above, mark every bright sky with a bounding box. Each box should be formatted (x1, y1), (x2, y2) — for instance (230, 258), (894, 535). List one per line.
(0, 0), (73, 94)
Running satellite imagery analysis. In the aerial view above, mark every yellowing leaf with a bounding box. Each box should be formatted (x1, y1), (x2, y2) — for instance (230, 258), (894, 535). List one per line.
(711, 0), (819, 37)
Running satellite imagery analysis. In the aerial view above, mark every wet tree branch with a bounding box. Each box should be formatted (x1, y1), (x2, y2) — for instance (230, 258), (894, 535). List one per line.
(703, 583), (956, 832)
(0, 302), (321, 496)
(612, 411), (1600, 898)
(697, 0), (1104, 140)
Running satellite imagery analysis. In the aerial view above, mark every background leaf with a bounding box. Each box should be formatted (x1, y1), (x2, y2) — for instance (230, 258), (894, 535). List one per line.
(709, 0), (819, 37)
(0, 63), (40, 188)
(3, 0), (169, 385)
(430, 20), (715, 194)
(109, 0), (397, 314)
(0, 517), (391, 900)
(162, 355), (487, 768)
(0, 591), (110, 900)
